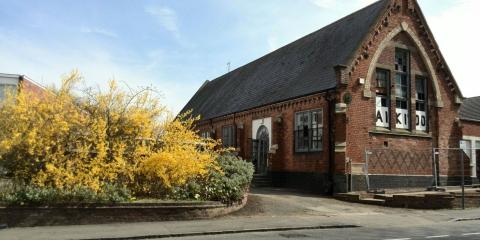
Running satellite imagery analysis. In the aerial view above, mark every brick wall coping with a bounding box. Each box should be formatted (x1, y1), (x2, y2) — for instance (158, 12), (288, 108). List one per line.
(0, 196), (248, 227)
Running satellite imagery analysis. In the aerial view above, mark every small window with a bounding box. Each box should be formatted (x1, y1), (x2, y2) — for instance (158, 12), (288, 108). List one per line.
(395, 50), (409, 73)
(295, 109), (323, 152)
(200, 131), (211, 139)
(375, 69), (390, 128)
(394, 49), (410, 130)
(376, 69), (389, 89)
(222, 125), (235, 147)
(395, 74), (408, 109)
(476, 141), (480, 150)
(415, 77), (426, 111)
(415, 76), (428, 131)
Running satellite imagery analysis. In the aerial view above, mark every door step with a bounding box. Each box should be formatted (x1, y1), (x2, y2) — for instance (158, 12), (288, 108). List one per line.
(252, 174), (273, 188)
(358, 198), (386, 206)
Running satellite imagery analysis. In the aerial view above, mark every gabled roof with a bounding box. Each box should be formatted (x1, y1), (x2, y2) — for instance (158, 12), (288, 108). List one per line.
(0, 73), (45, 90)
(181, 0), (390, 120)
(460, 97), (480, 122)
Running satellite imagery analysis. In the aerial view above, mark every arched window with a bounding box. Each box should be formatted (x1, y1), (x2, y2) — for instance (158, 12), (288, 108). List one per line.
(374, 47), (429, 132)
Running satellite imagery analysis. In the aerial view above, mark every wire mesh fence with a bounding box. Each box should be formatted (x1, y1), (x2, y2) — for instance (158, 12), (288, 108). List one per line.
(433, 148), (475, 187)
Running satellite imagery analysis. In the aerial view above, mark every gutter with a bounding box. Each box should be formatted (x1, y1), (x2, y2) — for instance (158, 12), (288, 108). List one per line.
(459, 118), (480, 124)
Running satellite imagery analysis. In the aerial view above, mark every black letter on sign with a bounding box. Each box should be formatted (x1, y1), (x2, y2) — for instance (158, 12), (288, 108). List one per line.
(421, 116), (426, 126)
(376, 110), (383, 123)
(396, 113), (402, 124)
(416, 115), (419, 126)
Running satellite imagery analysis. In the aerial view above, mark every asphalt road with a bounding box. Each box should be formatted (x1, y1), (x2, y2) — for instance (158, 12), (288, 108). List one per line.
(161, 220), (480, 240)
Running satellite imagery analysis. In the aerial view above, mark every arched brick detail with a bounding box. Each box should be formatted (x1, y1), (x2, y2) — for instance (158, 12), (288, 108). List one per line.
(363, 21), (444, 108)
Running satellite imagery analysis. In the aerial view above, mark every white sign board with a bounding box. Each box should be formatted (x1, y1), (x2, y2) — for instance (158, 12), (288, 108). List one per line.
(375, 97), (389, 128)
(415, 111), (427, 131)
(395, 108), (409, 129)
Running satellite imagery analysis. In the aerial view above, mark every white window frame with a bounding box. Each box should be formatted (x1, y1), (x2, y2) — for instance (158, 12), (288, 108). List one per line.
(200, 131), (211, 139)
(461, 136), (480, 178)
(294, 109), (323, 153)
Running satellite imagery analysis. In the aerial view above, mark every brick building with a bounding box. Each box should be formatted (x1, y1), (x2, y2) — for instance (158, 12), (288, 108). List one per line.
(181, 0), (468, 193)
(0, 73), (45, 102)
(459, 97), (480, 182)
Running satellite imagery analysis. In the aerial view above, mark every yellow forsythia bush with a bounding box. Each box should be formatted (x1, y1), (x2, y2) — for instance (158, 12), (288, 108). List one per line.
(0, 70), (221, 198)
(135, 114), (221, 196)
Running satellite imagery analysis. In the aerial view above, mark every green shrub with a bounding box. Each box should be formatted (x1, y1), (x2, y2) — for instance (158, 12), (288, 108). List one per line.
(1, 184), (131, 206)
(0, 154), (253, 205)
(202, 154), (254, 204)
(168, 154), (254, 204)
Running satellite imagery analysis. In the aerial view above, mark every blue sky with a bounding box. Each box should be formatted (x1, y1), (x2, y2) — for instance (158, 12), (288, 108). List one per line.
(0, 0), (477, 113)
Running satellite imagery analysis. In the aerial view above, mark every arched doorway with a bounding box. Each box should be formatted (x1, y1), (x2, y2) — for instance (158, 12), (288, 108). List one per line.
(252, 125), (269, 175)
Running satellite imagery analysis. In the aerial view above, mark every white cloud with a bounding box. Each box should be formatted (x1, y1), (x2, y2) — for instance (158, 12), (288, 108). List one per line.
(0, 31), (190, 114)
(310, 0), (375, 9)
(80, 27), (118, 38)
(424, 0), (480, 97)
(145, 5), (179, 37)
(310, 0), (337, 8)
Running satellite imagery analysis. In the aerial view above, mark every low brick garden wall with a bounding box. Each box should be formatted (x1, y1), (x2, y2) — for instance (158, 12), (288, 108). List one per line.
(0, 196), (248, 228)
(335, 190), (480, 209)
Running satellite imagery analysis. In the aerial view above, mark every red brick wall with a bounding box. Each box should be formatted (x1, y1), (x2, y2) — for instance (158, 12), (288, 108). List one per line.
(20, 78), (46, 97)
(462, 120), (480, 138)
(339, 0), (462, 176)
(195, 93), (330, 174)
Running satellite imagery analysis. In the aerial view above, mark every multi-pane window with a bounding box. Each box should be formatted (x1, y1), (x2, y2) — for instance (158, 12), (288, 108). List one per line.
(294, 109), (323, 152)
(415, 76), (427, 131)
(375, 69), (390, 128)
(395, 49), (409, 129)
(200, 131), (211, 139)
(221, 125), (235, 147)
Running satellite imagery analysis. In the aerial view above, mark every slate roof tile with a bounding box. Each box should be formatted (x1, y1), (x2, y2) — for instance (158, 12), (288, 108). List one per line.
(181, 0), (389, 120)
(460, 96), (480, 122)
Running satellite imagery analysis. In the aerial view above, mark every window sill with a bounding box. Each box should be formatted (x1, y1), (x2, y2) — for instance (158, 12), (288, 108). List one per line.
(294, 150), (323, 155)
(369, 128), (432, 139)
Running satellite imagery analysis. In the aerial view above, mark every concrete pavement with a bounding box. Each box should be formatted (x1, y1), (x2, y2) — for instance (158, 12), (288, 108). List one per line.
(1, 188), (480, 240)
